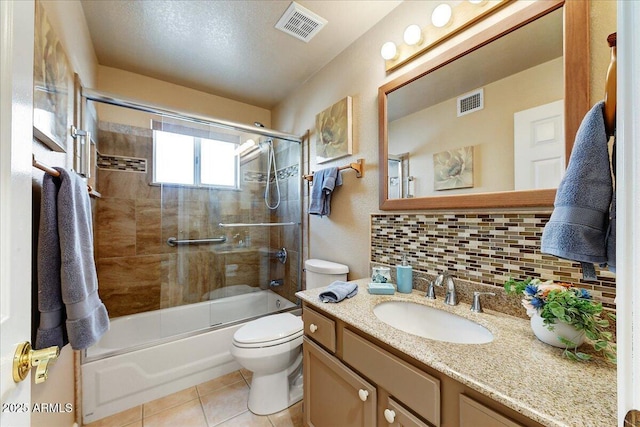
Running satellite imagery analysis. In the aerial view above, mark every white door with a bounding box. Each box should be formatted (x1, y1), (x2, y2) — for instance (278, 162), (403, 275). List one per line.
(513, 100), (565, 190)
(0, 2), (35, 426)
(617, 2), (640, 425)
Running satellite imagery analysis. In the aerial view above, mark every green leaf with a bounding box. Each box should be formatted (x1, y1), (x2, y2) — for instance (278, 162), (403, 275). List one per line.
(550, 305), (565, 319)
(594, 340), (608, 351)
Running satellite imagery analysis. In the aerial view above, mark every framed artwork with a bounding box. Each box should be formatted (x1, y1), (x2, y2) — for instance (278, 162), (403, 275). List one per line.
(315, 96), (353, 164)
(33, 1), (71, 152)
(433, 146), (474, 191)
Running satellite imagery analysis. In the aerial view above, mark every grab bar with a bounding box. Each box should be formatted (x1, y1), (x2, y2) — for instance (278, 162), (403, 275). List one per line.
(218, 222), (298, 228)
(166, 236), (227, 247)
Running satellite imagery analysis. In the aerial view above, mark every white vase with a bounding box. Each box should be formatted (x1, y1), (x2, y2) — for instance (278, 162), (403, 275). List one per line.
(530, 313), (586, 348)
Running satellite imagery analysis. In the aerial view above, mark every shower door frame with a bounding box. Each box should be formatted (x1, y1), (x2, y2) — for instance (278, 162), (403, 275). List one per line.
(79, 87), (305, 320)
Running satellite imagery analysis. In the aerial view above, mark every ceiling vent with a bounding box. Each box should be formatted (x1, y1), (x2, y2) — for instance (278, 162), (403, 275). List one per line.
(457, 88), (484, 117)
(275, 2), (327, 43)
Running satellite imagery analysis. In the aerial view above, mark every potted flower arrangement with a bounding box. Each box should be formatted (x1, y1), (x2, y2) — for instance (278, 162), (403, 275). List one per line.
(505, 277), (616, 363)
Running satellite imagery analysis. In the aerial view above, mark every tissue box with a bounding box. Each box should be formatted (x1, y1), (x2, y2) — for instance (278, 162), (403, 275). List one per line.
(367, 282), (395, 295)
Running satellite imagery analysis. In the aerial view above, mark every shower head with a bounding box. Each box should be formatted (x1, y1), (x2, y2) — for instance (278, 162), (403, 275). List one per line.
(259, 137), (273, 148)
(254, 121), (265, 128)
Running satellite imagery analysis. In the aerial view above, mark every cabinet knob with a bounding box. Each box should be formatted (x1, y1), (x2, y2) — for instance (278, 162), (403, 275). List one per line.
(358, 389), (369, 402)
(309, 323), (318, 333)
(384, 409), (396, 423)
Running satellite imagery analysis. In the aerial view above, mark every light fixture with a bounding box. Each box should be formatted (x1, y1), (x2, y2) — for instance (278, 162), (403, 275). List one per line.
(235, 139), (256, 156)
(431, 3), (452, 28)
(380, 41), (398, 60)
(403, 24), (423, 46)
(381, 0), (508, 71)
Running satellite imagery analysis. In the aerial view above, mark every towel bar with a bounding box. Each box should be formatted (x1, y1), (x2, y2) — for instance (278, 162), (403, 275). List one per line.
(303, 158), (364, 182)
(166, 236), (227, 246)
(218, 222), (298, 228)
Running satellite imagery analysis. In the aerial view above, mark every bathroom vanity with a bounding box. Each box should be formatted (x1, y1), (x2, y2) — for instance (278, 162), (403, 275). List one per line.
(296, 279), (616, 427)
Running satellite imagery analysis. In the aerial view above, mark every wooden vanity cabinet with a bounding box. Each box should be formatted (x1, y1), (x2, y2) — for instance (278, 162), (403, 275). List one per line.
(302, 303), (541, 427)
(459, 395), (524, 427)
(303, 337), (377, 427)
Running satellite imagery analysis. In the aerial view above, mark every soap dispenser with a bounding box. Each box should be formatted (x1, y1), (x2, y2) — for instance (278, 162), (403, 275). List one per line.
(396, 255), (413, 293)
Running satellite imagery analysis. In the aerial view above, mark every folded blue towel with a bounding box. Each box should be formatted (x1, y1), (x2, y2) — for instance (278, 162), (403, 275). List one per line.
(36, 168), (110, 350)
(541, 102), (613, 280)
(319, 281), (358, 303)
(309, 167), (342, 217)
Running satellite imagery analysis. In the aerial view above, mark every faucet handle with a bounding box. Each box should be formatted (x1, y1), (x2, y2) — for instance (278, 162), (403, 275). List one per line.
(470, 291), (496, 313)
(426, 281), (436, 300)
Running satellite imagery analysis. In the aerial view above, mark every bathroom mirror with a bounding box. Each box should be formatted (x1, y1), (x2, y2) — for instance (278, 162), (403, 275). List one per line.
(379, 0), (589, 210)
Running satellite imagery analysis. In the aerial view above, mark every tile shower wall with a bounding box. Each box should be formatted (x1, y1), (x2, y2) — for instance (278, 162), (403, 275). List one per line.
(371, 213), (616, 311)
(95, 121), (274, 317)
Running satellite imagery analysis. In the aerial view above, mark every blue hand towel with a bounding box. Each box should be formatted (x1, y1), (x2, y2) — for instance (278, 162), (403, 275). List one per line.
(309, 167), (342, 217)
(36, 168), (110, 350)
(607, 136), (616, 272)
(541, 102), (613, 280)
(319, 281), (358, 303)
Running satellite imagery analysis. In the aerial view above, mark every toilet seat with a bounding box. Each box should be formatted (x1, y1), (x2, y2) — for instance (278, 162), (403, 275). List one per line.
(233, 313), (303, 348)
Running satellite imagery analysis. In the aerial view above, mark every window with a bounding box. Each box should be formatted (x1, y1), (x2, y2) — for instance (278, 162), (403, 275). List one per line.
(152, 123), (240, 189)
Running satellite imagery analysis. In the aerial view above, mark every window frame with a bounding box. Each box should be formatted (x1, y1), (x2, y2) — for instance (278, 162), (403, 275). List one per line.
(151, 120), (241, 190)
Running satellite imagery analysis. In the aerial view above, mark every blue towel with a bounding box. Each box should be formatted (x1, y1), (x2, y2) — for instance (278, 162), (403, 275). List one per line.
(36, 168), (110, 350)
(541, 102), (613, 280)
(607, 136), (616, 272)
(309, 167), (342, 217)
(319, 281), (358, 303)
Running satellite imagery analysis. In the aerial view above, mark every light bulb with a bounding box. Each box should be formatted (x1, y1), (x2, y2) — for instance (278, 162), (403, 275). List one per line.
(431, 4), (452, 28)
(468, 0), (483, 4)
(403, 24), (422, 46)
(380, 41), (398, 60)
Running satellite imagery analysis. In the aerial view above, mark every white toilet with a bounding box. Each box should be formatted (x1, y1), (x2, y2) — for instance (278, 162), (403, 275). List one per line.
(231, 258), (349, 415)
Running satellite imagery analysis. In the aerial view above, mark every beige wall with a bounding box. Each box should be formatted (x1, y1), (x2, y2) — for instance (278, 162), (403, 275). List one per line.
(97, 66), (271, 128)
(272, 1), (616, 280)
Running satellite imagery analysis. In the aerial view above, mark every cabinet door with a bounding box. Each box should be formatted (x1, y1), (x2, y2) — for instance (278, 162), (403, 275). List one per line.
(460, 395), (524, 427)
(381, 397), (432, 427)
(304, 337), (376, 427)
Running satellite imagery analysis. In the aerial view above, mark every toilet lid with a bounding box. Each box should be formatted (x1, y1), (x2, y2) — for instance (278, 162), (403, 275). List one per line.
(233, 313), (303, 345)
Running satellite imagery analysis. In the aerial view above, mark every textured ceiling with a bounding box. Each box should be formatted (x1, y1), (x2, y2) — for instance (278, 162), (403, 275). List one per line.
(81, 0), (402, 109)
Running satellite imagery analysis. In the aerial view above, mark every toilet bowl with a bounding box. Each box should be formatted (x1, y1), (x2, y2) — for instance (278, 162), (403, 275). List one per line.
(231, 313), (303, 415)
(231, 259), (348, 415)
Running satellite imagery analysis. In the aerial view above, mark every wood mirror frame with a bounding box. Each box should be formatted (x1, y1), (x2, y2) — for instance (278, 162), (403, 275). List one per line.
(378, 0), (589, 210)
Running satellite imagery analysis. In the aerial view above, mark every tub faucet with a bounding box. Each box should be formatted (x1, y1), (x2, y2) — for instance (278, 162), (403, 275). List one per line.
(435, 272), (458, 306)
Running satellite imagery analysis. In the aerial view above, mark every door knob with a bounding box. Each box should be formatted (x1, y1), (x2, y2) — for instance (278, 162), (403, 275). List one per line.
(309, 323), (318, 333)
(13, 342), (60, 384)
(358, 389), (369, 401)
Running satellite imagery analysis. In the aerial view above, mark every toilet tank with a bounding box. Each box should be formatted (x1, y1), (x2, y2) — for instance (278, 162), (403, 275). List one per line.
(304, 259), (349, 289)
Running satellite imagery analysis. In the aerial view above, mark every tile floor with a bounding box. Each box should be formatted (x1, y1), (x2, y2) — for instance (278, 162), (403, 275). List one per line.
(83, 369), (303, 427)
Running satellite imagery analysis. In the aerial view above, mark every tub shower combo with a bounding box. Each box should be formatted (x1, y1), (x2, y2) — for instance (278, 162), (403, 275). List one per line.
(79, 90), (303, 424)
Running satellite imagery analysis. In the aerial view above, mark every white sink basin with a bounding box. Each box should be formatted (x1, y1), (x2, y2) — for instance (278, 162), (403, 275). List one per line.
(373, 301), (494, 344)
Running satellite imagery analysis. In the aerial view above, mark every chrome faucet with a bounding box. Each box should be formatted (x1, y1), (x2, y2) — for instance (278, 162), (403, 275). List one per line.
(435, 272), (458, 306)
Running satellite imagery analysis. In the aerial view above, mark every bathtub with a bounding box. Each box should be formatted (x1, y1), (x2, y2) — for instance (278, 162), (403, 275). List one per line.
(81, 288), (297, 424)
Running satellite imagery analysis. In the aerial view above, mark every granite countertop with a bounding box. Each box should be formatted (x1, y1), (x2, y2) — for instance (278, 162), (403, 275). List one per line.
(296, 279), (616, 427)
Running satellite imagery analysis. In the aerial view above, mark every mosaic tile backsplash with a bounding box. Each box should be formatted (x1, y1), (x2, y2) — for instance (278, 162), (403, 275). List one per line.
(371, 213), (616, 311)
